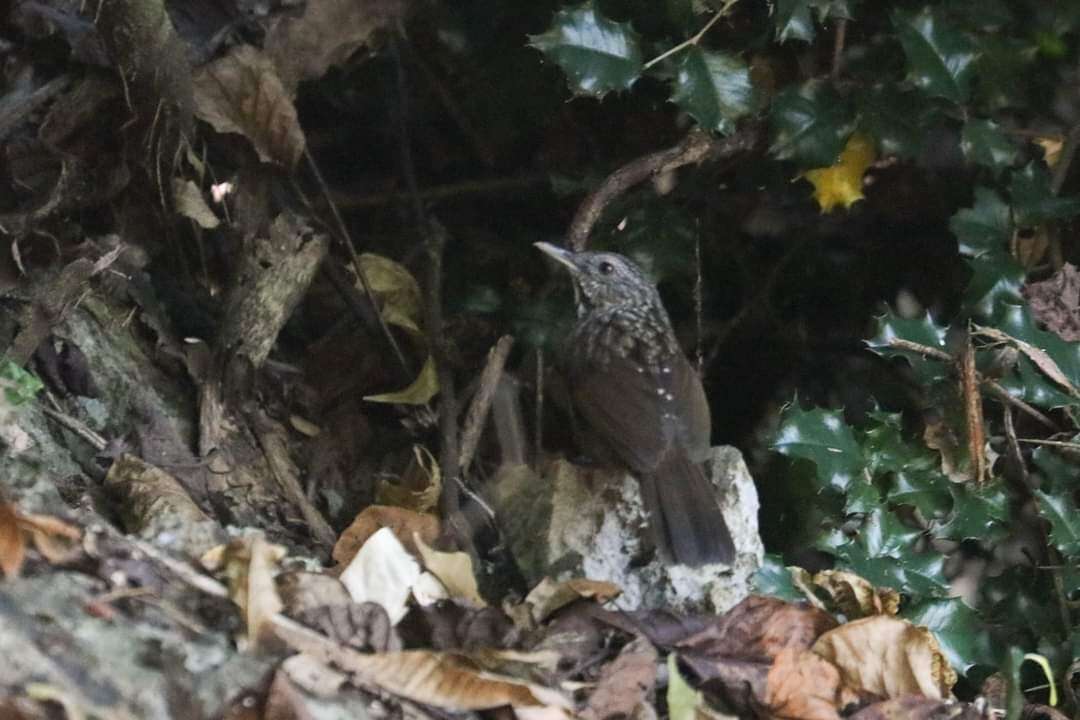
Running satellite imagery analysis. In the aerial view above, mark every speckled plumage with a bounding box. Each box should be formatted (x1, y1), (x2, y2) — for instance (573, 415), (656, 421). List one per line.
(536, 243), (734, 566)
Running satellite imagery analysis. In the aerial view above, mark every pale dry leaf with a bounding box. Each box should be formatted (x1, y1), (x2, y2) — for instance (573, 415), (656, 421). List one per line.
(193, 45), (305, 168)
(265, 0), (407, 92)
(376, 444), (441, 513)
(525, 576), (621, 623)
(412, 571), (450, 606)
(264, 668), (317, 720)
(215, 533), (287, 649)
(280, 654), (347, 698)
(172, 178), (220, 229)
(289, 415), (321, 437)
(346, 650), (570, 711)
(18, 512), (81, 564)
(355, 252), (423, 335)
(364, 355), (439, 405)
(812, 570), (900, 618)
(974, 324), (1080, 398)
(333, 505), (440, 564)
(811, 615), (955, 700)
(338, 526), (420, 625)
(764, 648), (848, 720)
(415, 533), (485, 608)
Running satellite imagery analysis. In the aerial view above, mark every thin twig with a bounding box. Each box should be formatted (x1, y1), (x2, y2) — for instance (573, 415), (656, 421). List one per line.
(566, 127), (758, 250)
(1016, 437), (1080, 450)
(300, 150), (413, 382)
(830, 18), (848, 79)
(642, 1), (737, 70)
(535, 348), (544, 467)
(459, 335), (515, 475)
(882, 339), (1059, 431)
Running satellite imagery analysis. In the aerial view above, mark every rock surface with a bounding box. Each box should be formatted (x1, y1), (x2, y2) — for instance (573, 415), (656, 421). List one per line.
(492, 445), (763, 612)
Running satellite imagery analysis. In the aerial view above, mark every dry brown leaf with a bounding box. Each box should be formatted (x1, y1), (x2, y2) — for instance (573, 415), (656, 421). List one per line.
(172, 178), (220, 229)
(765, 648), (860, 720)
(811, 615), (955, 700)
(525, 577), (621, 623)
(974, 324), (1080, 399)
(679, 595), (839, 662)
(333, 505), (440, 564)
(583, 635), (657, 720)
(1023, 263), (1080, 342)
(0, 503), (26, 578)
(347, 650), (570, 711)
(811, 571), (900, 618)
(1035, 135), (1064, 168)
(265, 0), (407, 92)
(338, 527), (420, 625)
(193, 45), (305, 169)
(848, 695), (985, 720)
(923, 416), (966, 483)
(415, 534), (485, 608)
(263, 668), (317, 720)
(216, 533), (286, 650)
(376, 445), (441, 512)
(17, 512), (81, 564)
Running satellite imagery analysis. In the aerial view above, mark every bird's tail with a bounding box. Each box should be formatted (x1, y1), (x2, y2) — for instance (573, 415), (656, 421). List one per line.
(640, 452), (734, 566)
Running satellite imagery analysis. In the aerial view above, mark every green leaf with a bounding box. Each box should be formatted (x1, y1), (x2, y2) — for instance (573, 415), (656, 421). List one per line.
(991, 301), (1080, 389)
(834, 538), (949, 600)
(866, 310), (950, 385)
(889, 469), (952, 520)
(1009, 162), (1080, 226)
(907, 598), (995, 673)
(997, 355), (1079, 411)
(769, 81), (855, 167)
(1033, 440), (1080, 493)
(861, 507), (920, 557)
(1034, 489), (1080, 557)
(0, 360), (43, 406)
(753, 554), (803, 601)
(892, 7), (978, 103)
(975, 37), (1036, 111)
(773, 404), (865, 494)
(962, 254), (1024, 320)
(671, 48), (754, 135)
(529, 2), (643, 97)
(961, 119), (1019, 171)
(774, 0), (815, 43)
(950, 187), (1013, 258)
(811, 0), (856, 22)
(939, 484), (1009, 542)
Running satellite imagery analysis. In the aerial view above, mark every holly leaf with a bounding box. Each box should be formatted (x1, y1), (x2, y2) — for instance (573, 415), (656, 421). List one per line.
(962, 253), (1024, 320)
(866, 310), (950, 385)
(774, 0), (815, 43)
(961, 119), (1019, 171)
(893, 7), (978, 103)
(907, 598), (995, 673)
(950, 187), (1013, 258)
(530, 2), (643, 97)
(802, 133), (876, 213)
(769, 81), (855, 166)
(671, 48), (754, 135)
(773, 404), (864, 494)
(753, 554), (803, 601)
(1009, 162), (1080, 226)
(857, 85), (931, 159)
(939, 484), (1009, 542)
(888, 469), (952, 520)
(991, 301), (1080, 389)
(1034, 489), (1080, 557)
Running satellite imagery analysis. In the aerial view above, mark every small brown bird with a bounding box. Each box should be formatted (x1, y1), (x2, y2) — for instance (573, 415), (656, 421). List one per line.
(535, 242), (734, 566)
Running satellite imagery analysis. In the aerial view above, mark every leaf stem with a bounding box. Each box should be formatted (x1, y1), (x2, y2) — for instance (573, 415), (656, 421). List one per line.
(642, 0), (739, 71)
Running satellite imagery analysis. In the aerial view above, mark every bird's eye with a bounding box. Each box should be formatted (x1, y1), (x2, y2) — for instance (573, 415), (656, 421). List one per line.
(598, 261), (614, 275)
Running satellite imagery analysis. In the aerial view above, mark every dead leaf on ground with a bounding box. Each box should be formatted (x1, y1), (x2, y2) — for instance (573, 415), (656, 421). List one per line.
(211, 532), (287, 650)
(295, 602), (402, 652)
(193, 45), (305, 169)
(347, 650), (570, 712)
(848, 695), (985, 720)
(415, 533), (485, 608)
(338, 526), (420, 625)
(1024, 263), (1080, 342)
(265, 0), (408, 92)
(354, 253), (423, 336)
(765, 647), (862, 720)
(365, 355), (439, 405)
(333, 505), (440, 563)
(376, 444), (441, 512)
(277, 571), (352, 616)
(583, 635), (657, 720)
(0, 502), (81, 578)
(810, 570), (900, 619)
(525, 577), (622, 624)
(263, 669), (317, 720)
(975, 323), (1080, 399)
(172, 178), (220, 229)
(811, 615), (956, 700)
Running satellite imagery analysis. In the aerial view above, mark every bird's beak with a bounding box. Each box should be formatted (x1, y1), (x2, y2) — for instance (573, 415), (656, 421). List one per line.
(534, 242), (580, 273)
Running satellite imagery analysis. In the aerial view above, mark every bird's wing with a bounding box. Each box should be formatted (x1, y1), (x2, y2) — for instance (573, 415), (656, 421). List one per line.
(569, 352), (709, 473)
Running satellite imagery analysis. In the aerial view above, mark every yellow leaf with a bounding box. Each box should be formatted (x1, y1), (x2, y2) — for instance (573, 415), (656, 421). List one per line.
(803, 134), (876, 213)
(365, 356), (439, 405)
(357, 253), (423, 335)
(1035, 136), (1064, 168)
